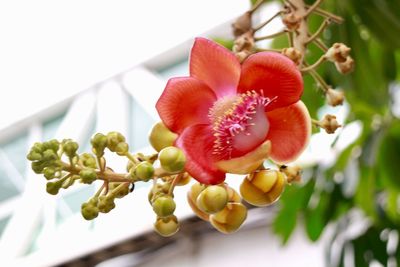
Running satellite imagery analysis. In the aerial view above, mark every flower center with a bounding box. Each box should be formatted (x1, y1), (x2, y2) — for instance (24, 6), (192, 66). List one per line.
(209, 91), (274, 159)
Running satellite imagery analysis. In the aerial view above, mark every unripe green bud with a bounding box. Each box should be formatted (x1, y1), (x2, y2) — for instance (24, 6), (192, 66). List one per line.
(27, 150), (42, 161)
(149, 122), (178, 152)
(79, 168), (97, 184)
(46, 181), (61, 195)
(31, 161), (45, 174)
(154, 215), (179, 237)
(152, 196), (176, 217)
(97, 195), (115, 213)
(44, 139), (60, 152)
(80, 153), (97, 168)
(159, 147), (186, 173)
(115, 142), (129, 155)
(62, 140), (79, 158)
(81, 202), (99, 220)
(91, 133), (108, 156)
(106, 132), (125, 152)
(196, 185), (229, 214)
(43, 149), (58, 162)
(148, 183), (169, 204)
(32, 142), (44, 153)
(43, 167), (56, 180)
(133, 161), (154, 182)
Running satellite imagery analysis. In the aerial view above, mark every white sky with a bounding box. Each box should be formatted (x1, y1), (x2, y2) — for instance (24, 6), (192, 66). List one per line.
(0, 0), (248, 130)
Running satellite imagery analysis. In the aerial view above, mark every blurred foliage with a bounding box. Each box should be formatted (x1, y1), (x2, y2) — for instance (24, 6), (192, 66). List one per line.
(269, 0), (400, 266)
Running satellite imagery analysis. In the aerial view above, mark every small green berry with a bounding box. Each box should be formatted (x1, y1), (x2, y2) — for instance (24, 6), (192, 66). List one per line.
(91, 133), (108, 156)
(46, 181), (61, 195)
(27, 150), (42, 161)
(152, 196), (176, 218)
(133, 161), (154, 182)
(43, 167), (56, 180)
(81, 202), (99, 220)
(79, 168), (97, 184)
(62, 140), (79, 158)
(106, 132), (125, 152)
(80, 153), (97, 168)
(43, 149), (58, 162)
(159, 147), (186, 173)
(31, 161), (45, 174)
(115, 142), (129, 155)
(97, 195), (116, 213)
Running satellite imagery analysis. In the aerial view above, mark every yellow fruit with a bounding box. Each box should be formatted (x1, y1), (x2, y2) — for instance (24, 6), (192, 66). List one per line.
(240, 170), (285, 207)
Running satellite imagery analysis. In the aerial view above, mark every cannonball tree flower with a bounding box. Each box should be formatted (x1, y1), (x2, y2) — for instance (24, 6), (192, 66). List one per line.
(156, 38), (311, 185)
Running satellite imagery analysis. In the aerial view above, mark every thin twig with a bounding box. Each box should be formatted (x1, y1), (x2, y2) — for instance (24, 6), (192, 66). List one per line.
(301, 56), (327, 72)
(306, 5), (344, 24)
(308, 68), (330, 93)
(255, 30), (288, 41)
(304, 0), (323, 17)
(253, 11), (282, 32)
(250, 0), (266, 14)
(306, 19), (331, 44)
(255, 47), (283, 52)
(314, 38), (329, 52)
(287, 31), (294, 47)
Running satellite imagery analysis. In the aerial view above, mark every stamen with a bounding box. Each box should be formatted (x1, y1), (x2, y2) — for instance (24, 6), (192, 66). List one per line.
(210, 91), (275, 159)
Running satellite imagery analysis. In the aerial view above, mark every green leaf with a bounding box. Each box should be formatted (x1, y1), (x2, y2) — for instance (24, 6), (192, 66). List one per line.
(351, 0), (400, 49)
(304, 193), (328, 241)
(272, 178), (315, 244)
(377, 120), (400, 189)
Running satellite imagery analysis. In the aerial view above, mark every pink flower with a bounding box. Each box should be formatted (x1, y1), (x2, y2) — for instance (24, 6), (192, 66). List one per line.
(156, 38), (311, 185)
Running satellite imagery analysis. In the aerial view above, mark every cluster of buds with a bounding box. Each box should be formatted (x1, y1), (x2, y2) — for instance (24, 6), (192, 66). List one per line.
(326, 43), (355, 74)
(26, 128), (188, 227)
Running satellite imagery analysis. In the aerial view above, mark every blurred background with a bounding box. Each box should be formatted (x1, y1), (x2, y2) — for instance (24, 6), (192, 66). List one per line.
(0, 0), (399, 266)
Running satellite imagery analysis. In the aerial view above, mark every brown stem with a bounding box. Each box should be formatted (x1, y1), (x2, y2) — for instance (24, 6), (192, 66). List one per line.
(290, 0), (309, 63)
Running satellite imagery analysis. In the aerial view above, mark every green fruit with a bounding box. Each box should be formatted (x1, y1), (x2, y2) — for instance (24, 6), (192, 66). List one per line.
(79, 168), (97, 184)
(149, 122), (178, 152)
(152, 196), (176, 217)
(159, 147), (186, 173)
(133, 161), (154, 181)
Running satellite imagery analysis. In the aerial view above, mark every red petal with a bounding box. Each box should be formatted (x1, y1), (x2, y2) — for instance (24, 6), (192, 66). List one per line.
(238, 52), (303, 111)
(266, 101), (311, 163)
(190, 37), (241, 98)
(156, 77), (217, 134)
(175, 124), (226, 185)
